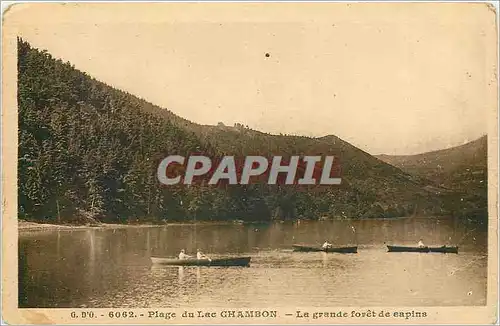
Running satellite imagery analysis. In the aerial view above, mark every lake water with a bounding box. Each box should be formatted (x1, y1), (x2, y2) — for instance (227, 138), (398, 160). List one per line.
(19, 217), (487, 308)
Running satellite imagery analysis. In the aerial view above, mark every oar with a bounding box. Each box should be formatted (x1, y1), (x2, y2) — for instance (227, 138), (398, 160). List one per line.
(350, 225), (358, 245)
(200, 252), (212, 262)
(458, 228), (477, 245)
(449, 228), (476, 246)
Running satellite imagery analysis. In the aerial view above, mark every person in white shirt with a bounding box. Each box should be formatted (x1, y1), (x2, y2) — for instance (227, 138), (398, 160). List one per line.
(178, 249), (192, 260)
(322, 241), (332, 249)
(197, 249), (211, 261)
(417, 239), (426, 248)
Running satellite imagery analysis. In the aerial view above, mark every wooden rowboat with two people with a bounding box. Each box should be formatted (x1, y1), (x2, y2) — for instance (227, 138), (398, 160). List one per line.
(150, 256), (251, 267)
(387, 245), (458, 254)
(292, 244), (358, 253)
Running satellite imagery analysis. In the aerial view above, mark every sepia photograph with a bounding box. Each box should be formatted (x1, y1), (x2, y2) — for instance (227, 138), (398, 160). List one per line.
(2, 2), (498, 324)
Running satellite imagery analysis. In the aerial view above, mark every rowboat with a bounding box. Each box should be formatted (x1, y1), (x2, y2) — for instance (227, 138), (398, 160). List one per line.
(292, 244), (358, 253)
(387, 245), (458, 254)
(150, 256), (251, 267)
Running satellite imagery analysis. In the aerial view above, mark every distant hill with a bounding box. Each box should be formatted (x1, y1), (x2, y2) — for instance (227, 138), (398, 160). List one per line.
(376, 137), (488, 223)
(17, 38), (482, 224)
(376, 136), (487, 191)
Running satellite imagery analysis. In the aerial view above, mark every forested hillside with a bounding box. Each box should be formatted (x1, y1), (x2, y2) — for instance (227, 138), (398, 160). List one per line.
(18, 38), (210, 224)
(376, 136), (487, 191)
(377, 137), (488, 223)
(17, 38), (477, 224)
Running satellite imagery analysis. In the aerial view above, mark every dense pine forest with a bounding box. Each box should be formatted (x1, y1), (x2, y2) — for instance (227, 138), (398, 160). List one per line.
(17, 38), (487, 225)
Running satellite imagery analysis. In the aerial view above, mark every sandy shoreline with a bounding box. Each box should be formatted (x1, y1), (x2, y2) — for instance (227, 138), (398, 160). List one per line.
(17, 220), (159, 231)
(17, 220), (249, 232)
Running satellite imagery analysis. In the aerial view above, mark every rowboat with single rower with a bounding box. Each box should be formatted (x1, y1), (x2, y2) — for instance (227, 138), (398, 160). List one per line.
(387, 245), (458, 254)
(292, 244), (358, 253)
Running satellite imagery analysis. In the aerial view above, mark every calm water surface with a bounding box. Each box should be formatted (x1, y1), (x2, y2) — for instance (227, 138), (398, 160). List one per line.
(19, 218), (487, 308)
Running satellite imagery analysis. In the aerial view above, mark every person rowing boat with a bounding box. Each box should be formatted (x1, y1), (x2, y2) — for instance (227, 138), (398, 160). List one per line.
(178, 249), (193, 260)
(197, 249), (212, 262)
(322, 241), (333, 249)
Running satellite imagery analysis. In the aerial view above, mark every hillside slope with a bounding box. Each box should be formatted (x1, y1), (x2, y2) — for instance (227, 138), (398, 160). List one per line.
(17, 39), (212, 224)
(17, 38), (464, 224)
(376, 137), (488, 223)
(376, 136), (487, 191)
(192, 124), (439, 197)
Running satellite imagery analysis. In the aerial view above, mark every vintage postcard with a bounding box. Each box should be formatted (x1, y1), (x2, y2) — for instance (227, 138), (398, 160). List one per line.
(2, 1), (499, 324)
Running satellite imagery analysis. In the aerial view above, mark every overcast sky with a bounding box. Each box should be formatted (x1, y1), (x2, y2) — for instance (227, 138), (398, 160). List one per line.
(10, 3), (496, 155)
